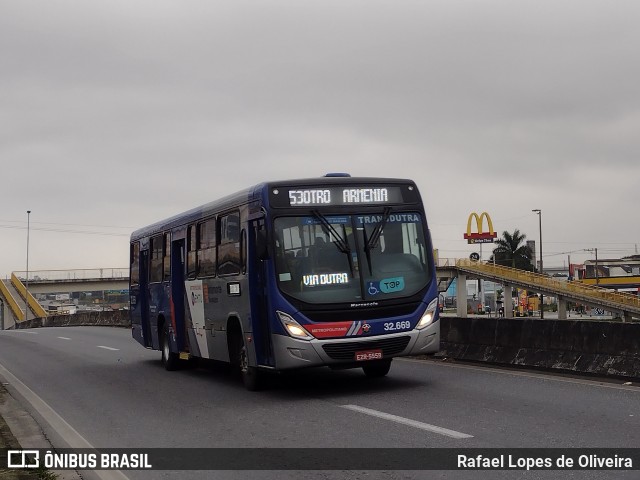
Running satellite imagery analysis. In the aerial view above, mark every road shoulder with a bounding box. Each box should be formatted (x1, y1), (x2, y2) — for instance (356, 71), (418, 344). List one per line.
(0, 384), (81, 480)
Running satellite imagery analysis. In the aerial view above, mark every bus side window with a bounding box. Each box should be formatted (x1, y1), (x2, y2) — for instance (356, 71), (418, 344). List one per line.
(197, 219), (216, 277)
(163, 233), (171, 281)
(240, 228), (247, 274)
(218, 212), (241, 276)
(187, 225), (198, 279)
(150, 235), (163, 283)
(130, 242), (140, 286)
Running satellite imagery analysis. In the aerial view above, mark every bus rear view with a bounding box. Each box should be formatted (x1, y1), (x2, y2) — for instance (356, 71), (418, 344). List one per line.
(130, 174), (440, 390)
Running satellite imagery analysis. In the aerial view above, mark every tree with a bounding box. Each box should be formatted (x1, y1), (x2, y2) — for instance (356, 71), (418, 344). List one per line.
(491, 229), (534, 271)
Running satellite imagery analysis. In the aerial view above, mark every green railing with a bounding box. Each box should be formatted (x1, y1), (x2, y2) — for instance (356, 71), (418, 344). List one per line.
(13, 268), (128, 282)
(454, 259), (640, 313)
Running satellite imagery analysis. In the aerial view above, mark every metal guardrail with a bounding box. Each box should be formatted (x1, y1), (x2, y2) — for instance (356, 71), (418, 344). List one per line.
(436, 258), (459, 268)
(11, 273), (49, 319)
(0, 280), (25, 321)
(452, 259), (640, 314)
(13, 268), (128, 282)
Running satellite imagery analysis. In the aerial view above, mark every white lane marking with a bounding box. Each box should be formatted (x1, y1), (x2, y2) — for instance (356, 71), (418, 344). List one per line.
(341, 404), (473, 439)
(97, 346), (119, 351)
(0, 362), (130, 480)
(398, 358), (640, 393)
(13, 330), (38, 334)
(57, 337), (71, 340)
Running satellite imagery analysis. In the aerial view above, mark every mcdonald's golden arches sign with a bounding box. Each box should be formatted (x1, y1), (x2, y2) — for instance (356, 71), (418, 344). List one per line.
(464, 212), (497, 244)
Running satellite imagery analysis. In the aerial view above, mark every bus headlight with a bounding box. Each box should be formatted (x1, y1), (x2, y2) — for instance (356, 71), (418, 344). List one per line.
(415, 298), (438, 330)
(277, 311), (314, 341)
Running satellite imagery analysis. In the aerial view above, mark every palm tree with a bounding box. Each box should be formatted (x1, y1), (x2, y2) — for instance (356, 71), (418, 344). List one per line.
(491, 229), (534, 271)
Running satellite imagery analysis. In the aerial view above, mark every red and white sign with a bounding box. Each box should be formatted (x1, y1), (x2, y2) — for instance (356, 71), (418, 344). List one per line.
(304, 321), (367, 339)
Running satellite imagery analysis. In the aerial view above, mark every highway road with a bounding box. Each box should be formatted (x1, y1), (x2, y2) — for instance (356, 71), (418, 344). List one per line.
(0, 326), (638, 480)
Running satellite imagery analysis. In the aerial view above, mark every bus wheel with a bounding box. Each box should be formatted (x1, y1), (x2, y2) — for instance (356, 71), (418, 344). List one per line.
(238, 336), (263, 391)
(160, 324), (179, 371)
(362, 359), (392, 378)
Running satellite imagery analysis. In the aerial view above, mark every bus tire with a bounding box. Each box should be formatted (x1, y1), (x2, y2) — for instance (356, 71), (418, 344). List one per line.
(160, 323), (180, 371)
(362, 359), (392, 378)
(237, 335), (263, 391)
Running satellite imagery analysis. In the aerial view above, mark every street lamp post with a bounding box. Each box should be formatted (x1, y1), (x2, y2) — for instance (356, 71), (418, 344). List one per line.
(25, 210), (31, 322)
(532, 209), (543, 319)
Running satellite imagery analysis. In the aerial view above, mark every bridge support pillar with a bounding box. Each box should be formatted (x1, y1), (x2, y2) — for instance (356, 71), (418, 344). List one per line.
(622, 311), (632, 323)
(557, 297), (567, 320)
(504, 284), (513, 319)
(456, 273), (467, 318)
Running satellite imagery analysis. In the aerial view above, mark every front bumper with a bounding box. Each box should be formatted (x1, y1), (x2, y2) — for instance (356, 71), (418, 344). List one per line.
(272, 320), (440, 370)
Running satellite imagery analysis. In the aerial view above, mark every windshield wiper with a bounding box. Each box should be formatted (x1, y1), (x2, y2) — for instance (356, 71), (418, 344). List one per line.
(365, 207), (392, 251)
(363, 207), (392, 275)
(311, 210), (354, 276)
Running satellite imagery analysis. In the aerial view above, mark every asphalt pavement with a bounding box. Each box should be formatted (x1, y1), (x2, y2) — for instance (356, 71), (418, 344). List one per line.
(0, 326), (638, 480)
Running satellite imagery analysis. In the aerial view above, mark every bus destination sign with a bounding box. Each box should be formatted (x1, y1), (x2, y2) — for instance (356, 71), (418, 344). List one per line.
(272, 185), (412, 207)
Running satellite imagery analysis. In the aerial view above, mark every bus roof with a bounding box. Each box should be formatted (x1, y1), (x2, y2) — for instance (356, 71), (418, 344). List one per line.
(130, 184), (261, 241)
(267, 175), (415, 189)
(130, 176), (417, 241)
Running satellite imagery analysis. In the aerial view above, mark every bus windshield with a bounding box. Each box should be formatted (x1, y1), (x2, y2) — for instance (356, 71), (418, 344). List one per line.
(274, 212), (430, 305)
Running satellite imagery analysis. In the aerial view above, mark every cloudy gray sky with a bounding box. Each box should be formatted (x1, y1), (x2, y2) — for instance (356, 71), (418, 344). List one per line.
(1, 0), (639, 276)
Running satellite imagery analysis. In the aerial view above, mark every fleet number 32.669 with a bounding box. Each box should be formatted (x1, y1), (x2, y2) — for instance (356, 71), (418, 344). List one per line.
(383, 321), (411, 331)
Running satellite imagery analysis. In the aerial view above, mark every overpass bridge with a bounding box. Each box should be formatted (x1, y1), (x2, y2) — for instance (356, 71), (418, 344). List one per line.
(437, 259), (640, 322)
(2, 262), (638, 329)
(0, 268), (128, 329)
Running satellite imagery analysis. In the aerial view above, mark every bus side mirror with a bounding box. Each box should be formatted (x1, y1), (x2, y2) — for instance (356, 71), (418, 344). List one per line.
(256, 229), (269, 260)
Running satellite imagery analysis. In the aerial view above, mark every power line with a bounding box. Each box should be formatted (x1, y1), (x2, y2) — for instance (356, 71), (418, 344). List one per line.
(544, 241), (637, 246)
(0, 224), (129, 237)
(0, 219), (132, 229)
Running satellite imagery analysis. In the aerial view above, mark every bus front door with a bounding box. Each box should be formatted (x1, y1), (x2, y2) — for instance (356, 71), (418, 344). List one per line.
(250, 218), (274, 366)
(171, 239), (187, 352)
(139, 249), (152, 348)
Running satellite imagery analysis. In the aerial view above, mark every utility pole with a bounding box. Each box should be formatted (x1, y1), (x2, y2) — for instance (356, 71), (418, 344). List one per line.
(25, 210), (31, 322)
(479, 243), (484, 314)
(532, 209), (543, 319)
(585, 248), (599, 286)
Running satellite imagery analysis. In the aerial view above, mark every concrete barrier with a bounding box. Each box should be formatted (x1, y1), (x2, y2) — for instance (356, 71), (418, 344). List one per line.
(9, 313), (639, 380)
(11, 311), (130, 329)
(438, 317), (640, 380)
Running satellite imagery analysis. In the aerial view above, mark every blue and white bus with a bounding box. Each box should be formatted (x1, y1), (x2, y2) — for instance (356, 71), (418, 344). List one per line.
(130, 174), (440, 389)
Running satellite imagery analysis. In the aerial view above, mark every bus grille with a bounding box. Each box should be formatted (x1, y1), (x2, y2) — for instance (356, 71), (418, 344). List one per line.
(322, 336), (411, 360)
(300, 302), (421, 322)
